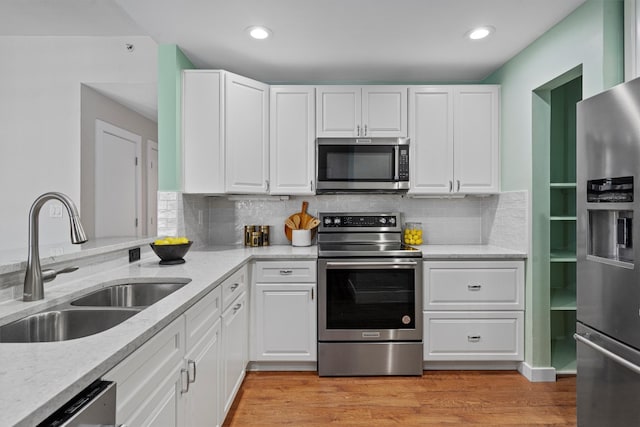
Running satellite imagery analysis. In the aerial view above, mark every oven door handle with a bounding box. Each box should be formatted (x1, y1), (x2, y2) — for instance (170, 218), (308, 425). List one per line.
(325, 261), (418, 268)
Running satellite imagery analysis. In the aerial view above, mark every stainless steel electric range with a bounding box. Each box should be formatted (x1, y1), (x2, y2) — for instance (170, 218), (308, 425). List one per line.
(317, 212), (423, 376)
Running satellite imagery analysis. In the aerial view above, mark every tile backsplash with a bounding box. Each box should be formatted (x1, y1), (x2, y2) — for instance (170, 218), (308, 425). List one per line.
(173, 191), (528, 251)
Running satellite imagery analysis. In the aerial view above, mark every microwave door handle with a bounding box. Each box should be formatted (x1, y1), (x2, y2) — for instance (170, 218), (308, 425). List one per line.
(394, 145), (400, 180)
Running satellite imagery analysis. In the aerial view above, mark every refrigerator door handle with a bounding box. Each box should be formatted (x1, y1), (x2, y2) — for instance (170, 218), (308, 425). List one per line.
(575, 333), (640, 375)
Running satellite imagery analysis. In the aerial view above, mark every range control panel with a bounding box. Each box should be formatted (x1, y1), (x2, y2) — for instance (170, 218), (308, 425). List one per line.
(319, 213), (400, 230)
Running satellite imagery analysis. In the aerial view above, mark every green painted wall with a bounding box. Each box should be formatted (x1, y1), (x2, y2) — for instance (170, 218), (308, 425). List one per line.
(483, 0), (624, 368)
(158, 45), (195, 191)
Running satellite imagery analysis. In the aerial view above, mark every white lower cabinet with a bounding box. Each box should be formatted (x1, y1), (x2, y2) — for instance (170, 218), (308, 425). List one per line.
(252, 261), (317, 362)
(423, 260), (525, 363)
(221, 291), (248, 417)
(103, 316), (185, 427)
(104, 265), (248, 427)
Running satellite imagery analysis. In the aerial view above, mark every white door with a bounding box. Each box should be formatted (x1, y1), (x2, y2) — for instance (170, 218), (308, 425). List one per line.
(269, 86), (315, 195)
(453, 86), (500, 194)
(255, 283), (317, 361)
(147, 140), (158, 236)
(95, 119), (141, 237)
(225, 73), (269, 193)
(409, 87), (454, 194)
(316, 86), (361, 137)
(362, 86), (408, 137)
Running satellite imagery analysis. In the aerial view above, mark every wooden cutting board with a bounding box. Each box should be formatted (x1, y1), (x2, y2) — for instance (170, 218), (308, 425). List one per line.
(284, 201), (317, 241)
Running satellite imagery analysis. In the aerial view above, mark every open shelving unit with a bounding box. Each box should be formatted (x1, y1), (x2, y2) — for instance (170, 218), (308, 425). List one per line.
(547, 76), (581, 374)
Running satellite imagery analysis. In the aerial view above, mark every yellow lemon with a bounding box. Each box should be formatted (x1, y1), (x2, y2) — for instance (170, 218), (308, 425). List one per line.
(154, 238), (170, 245)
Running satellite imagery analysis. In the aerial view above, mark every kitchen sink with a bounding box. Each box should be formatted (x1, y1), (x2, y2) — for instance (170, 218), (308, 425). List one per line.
(0, 308), (140, 343)
(70, 280), (190, 308)
(0, 278), (192, 343)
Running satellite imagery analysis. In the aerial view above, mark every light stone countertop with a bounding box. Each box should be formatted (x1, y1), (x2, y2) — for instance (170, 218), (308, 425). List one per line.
(0, 243), (526, 426)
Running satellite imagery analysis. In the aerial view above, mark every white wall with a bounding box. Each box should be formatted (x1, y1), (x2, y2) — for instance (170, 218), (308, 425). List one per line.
(0, 36), (156, 250)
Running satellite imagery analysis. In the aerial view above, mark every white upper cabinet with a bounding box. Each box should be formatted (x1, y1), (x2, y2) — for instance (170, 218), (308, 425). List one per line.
(409, 85), (500, 195)
(182, 70), (269, 194)
(269, 86), (316, 195)
(316, 86), (407, 137)
(225, 72), (270, 193)
(182, 70), (225, 194)
(453, 86), (500, 194)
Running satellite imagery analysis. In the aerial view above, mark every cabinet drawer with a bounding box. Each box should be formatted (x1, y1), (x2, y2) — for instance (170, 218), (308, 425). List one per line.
(185, 286), (222, 351)
(222, 265), (248, 310)
(424, 260), (524, 310)
(255, 260), (317, 283)
(423, 311), (524, 361)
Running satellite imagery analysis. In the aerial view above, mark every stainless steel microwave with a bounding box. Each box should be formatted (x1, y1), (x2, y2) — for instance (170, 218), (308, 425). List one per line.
(316, 137), (410, 193)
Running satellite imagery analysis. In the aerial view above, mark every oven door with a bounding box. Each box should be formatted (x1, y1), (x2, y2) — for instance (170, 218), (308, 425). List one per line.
(318, 258), (422, 341)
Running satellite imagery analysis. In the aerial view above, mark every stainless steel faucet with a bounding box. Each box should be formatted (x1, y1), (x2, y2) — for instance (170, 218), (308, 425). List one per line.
(23, 192), (87, 301)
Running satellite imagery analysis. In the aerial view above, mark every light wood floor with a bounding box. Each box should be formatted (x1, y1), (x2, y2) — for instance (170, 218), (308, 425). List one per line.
(223, 371), (576, 427)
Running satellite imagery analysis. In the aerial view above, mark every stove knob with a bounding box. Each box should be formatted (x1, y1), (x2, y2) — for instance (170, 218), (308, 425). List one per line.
(379, 217), (387, 224)
(324, 217), (332, 225)
(389, 217), (396, 225)
(334, 218), (341, 225)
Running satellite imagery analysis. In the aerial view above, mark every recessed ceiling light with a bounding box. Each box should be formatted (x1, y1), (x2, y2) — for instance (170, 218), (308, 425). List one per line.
(247, 26), (272, 40)
(466, 26), (495, 40)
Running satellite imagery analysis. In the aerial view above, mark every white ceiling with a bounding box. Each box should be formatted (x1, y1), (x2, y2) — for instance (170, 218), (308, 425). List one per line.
(2, 0), (587, 119)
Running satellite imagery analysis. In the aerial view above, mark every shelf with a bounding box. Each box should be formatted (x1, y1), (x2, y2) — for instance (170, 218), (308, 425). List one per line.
(551, 335), (577, 374)
(549, 216), (576, 221)
(550, 251), (576, 262)
(549, 183), (577, 188)
(550, 289), (576, 310)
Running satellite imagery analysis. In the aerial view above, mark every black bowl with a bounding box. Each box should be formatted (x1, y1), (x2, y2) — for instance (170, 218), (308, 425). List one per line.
(150, 241), (193, 265)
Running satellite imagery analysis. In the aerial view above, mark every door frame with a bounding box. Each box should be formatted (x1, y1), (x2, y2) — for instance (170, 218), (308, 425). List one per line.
(95, 119), (142, 237)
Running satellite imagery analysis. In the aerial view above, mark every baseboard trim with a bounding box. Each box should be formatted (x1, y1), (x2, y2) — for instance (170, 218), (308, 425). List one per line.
(518, 361), (557, 382)
(247, 361), (317, 372)
(423, 361), (520, 371)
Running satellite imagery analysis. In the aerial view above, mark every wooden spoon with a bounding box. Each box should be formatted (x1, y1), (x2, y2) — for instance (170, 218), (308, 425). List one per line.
(304, 218), (321, 230)
(292, 215), (301, 229)
(285, 218), (297, 229)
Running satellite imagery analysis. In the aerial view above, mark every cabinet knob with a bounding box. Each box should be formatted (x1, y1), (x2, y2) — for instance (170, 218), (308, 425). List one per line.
(180, 368), (190, 394)
(364, 124), (368, 136)
(357, 125), (361, 136)
(449, 180), (453, 192)
(279, 269), (293, 275)
(467, 335), (481, 342)
(467, 284), (482, 291)
(456, 180), (461, 192)
(231, 283), (240, 291)
(233, 303), (242, 313)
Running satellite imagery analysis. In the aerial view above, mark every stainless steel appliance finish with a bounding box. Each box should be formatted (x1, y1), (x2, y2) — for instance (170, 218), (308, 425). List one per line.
(38, 380), (116, 426)
(316, 137), (410, 193)
(576, 77), (640, 426)
(317, 212), (423, 376)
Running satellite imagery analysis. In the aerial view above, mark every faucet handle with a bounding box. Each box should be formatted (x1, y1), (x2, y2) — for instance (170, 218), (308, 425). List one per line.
(42, 266), (79, 283)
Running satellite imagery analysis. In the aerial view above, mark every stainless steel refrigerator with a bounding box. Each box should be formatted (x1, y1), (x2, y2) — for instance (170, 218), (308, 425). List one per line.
(576, 77), (640, 426)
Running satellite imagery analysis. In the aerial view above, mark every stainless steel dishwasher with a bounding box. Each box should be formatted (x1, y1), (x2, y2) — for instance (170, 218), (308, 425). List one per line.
(38, 380), (116, 426)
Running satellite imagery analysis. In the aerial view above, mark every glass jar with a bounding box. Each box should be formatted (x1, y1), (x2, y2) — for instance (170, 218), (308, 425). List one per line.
(403, 222), (423, 246)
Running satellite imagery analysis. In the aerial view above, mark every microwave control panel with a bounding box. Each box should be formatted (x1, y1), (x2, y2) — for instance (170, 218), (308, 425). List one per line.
(398, 148), (409, 181)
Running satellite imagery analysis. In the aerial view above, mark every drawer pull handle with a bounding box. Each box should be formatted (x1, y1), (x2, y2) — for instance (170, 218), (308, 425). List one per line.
(180, 368), (190, 394)
(468, 335), (481, 342)
(279, 270), (293, 275)
(467, 284), (482, 291)
(230, 283), (240, 291)
(233, 303), (242, 313)
(188, 359), (197, 384)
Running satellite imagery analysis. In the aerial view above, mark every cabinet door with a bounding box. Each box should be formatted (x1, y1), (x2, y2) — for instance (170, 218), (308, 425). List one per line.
(362, 86), (407, 137)
(185, 319), (222, 427)
(225, 73), (270, 193)
(270, 86), (315, 195)
(453, 86), (500, 194)
(182, 70), (225, 194)
(254, 283), (317, 361)
(221, 292), (248, 418)
(408, 86), (454, 194)
(316, 86), (361, 137)
(104, 316), (185, 426)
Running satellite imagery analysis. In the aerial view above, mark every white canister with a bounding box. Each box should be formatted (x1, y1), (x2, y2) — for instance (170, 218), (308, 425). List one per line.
(291, 229), (312, 247)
